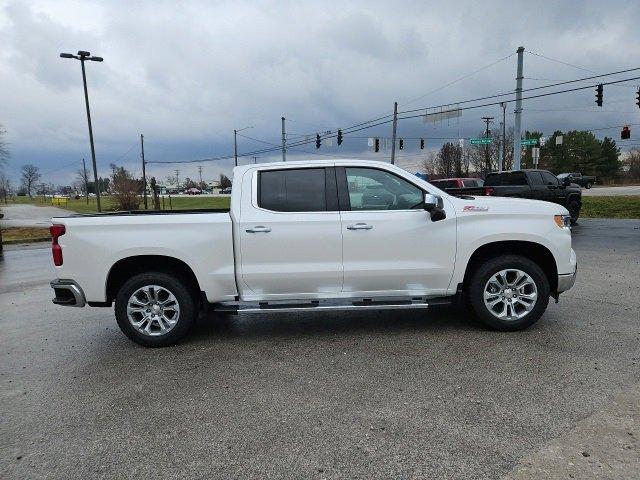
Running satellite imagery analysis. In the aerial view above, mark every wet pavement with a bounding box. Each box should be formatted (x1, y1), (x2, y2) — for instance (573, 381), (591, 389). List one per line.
(1, 219), (639, 479)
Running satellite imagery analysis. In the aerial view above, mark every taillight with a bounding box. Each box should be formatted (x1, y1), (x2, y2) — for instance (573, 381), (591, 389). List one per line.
(50, 224), (65, 266)
(484, 187), (495, 196)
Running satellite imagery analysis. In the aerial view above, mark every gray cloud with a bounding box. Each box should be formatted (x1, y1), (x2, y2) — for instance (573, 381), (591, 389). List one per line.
(1, 0), (639, 185)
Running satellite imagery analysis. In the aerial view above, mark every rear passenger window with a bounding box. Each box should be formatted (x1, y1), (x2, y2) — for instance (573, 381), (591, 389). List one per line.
(259, 168), (327, 212)
(528, 172), (544, 185)
(485, 172), (527, 186)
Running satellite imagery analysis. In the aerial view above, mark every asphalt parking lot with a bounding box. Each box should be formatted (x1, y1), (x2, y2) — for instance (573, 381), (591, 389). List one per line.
(1, 218), (639, 479)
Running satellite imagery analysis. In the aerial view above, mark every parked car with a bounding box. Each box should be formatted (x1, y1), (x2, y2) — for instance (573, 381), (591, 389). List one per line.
(49, 160), (577, 347)
(185, 188), (202, 195)
(430, 178), (484, 189)
(558, 172), (596, 189)
(220, 187), (232, 194)
(441, 169), (582, 224)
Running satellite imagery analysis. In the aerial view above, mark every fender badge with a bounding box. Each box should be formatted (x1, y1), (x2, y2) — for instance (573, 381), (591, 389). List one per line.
(463, 205), (489, 212)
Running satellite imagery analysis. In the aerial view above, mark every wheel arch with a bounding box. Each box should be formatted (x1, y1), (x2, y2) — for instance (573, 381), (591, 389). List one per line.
(462, 240), (558, 294)
(105, 255), (202, 304)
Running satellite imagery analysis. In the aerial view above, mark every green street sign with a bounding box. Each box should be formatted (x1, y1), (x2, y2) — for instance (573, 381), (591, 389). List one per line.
(470, 137), (492, 145)
(521, 139), (539, 146)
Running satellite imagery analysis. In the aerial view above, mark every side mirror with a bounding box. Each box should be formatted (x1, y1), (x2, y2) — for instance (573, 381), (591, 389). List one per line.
(424, 193), (446, 221)
(423, 193), (439, 211)
(562, 176), (571, 187)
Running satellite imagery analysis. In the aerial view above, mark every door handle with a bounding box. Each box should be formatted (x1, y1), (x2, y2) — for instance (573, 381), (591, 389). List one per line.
(246, 226), (272, 233)
(347, 223), (373, 231)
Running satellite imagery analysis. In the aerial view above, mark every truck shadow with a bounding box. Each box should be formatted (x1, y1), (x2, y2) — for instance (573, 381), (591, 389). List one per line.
(185, 306), (482, 343)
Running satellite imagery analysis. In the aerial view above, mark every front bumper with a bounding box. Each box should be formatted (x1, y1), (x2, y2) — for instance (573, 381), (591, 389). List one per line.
(51, 279), (86, 307)
(557, 264), (577, 293)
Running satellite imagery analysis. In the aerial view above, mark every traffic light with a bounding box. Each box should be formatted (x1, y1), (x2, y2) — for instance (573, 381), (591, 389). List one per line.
(595, 84), (603, 107)
(337, 129), (343, 145)
(420, 138), (425, 149)
(399, 138), (404, 150)
(636, 88), (640, 108)
(316, 133), (321, 149)
(621, 126), (631, 140)
(374, 138), (380, 152)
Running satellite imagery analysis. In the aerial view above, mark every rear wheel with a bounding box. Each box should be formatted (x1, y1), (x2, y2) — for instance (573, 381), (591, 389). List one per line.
(585, 182), (593, 189)
(466, 255), (549, 331)
(115, 271), (198, 347)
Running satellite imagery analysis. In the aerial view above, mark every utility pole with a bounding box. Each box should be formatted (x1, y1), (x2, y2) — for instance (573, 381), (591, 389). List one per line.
(175, 169), (180, 191)
(197, 165), (203, 185)
(500, 102), (507, 171)
(233, 129), (238, 167)
(390, 101), (398, 164)
(253, 156), (258, 164)
(140, 134), (147, 209)
(281, 117), (286, 162)
(82, 158), (89, 204)
(513, 46), (525, 170)
(482, 116), (494, 173)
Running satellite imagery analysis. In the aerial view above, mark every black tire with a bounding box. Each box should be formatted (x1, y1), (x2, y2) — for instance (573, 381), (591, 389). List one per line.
(585, 182), (592, 189)
(567, 198), (581, 225)
(465, 255), (550, 331)
(114, 271), (198, 347)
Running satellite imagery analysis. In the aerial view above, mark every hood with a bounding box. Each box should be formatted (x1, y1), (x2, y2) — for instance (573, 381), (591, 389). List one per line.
(450, 195), (569, 217)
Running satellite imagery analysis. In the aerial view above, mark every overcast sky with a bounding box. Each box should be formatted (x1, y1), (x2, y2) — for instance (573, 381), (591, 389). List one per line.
(1, 0), (639, 186)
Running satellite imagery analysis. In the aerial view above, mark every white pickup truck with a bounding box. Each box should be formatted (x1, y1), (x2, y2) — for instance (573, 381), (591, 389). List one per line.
(50, 160), (577, 347)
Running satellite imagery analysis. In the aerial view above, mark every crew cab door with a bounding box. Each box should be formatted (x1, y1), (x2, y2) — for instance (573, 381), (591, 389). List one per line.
(336, 166), (457, 297)
(237, 166), (343, 297)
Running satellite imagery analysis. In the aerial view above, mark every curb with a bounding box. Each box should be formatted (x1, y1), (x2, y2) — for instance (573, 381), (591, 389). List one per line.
(1, 237), (51, 245)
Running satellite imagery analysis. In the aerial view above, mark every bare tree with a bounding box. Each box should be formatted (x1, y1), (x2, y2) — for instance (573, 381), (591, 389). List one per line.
(111, 165), (141, 211)
(21, 164), (41, 197)
(0, 172), (10, 203)
(0, 124), (9, 168)
(219, 174), (232, 189)
(420, 151), (438, 177)
(623, 148), (640, 181)
(436, 142), (461, 178)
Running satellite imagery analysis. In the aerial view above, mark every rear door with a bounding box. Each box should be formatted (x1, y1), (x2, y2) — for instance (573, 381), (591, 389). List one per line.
(238, 166), (343, 297)
(337, 166), (457, 297)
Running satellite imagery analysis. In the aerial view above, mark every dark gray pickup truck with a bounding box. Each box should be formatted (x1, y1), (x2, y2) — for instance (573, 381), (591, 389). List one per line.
(441, 169), (583, 224)
(558, 172), (596, 189)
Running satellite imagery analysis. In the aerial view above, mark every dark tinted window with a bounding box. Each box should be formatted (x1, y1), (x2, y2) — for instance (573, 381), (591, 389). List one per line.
(540, 171), (559, 185)
(259, 168), (326, 212)
(528, 172), (545, 185)
(485, 171), (527, 186)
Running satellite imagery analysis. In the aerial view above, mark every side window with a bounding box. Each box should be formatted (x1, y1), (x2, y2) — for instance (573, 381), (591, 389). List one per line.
(259, 168), (327, 212)
(540, 171), (559, 185)
(344, 167), (423, 211)
(528, 172), (545, 185)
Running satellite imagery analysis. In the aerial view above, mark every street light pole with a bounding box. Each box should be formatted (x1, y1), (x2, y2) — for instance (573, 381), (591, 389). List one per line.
(233, 126), (253, 167)
(60, 51), (103, 212)
(141, 134), (147, 209)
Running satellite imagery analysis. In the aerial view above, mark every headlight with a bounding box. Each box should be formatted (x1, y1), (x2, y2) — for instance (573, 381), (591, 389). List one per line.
(554, 214), (571, 228)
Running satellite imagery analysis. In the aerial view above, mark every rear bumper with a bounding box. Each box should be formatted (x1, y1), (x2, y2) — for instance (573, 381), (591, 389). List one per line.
(51, 279), (86, 307)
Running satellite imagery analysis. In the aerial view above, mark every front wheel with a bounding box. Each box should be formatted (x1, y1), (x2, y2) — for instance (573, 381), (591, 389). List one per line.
(567, 199), (580, 225)
(115, 271), (198, 347)
(466, 255), (550, 331)
(585, 182), (593, 189)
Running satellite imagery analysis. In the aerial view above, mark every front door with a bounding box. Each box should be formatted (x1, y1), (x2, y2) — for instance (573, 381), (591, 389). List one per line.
(238, 166), (343, 298)
(337, 166), (457, 297)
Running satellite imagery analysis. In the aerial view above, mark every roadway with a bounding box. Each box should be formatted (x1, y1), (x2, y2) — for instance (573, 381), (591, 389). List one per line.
(1, 219), (639, 479)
